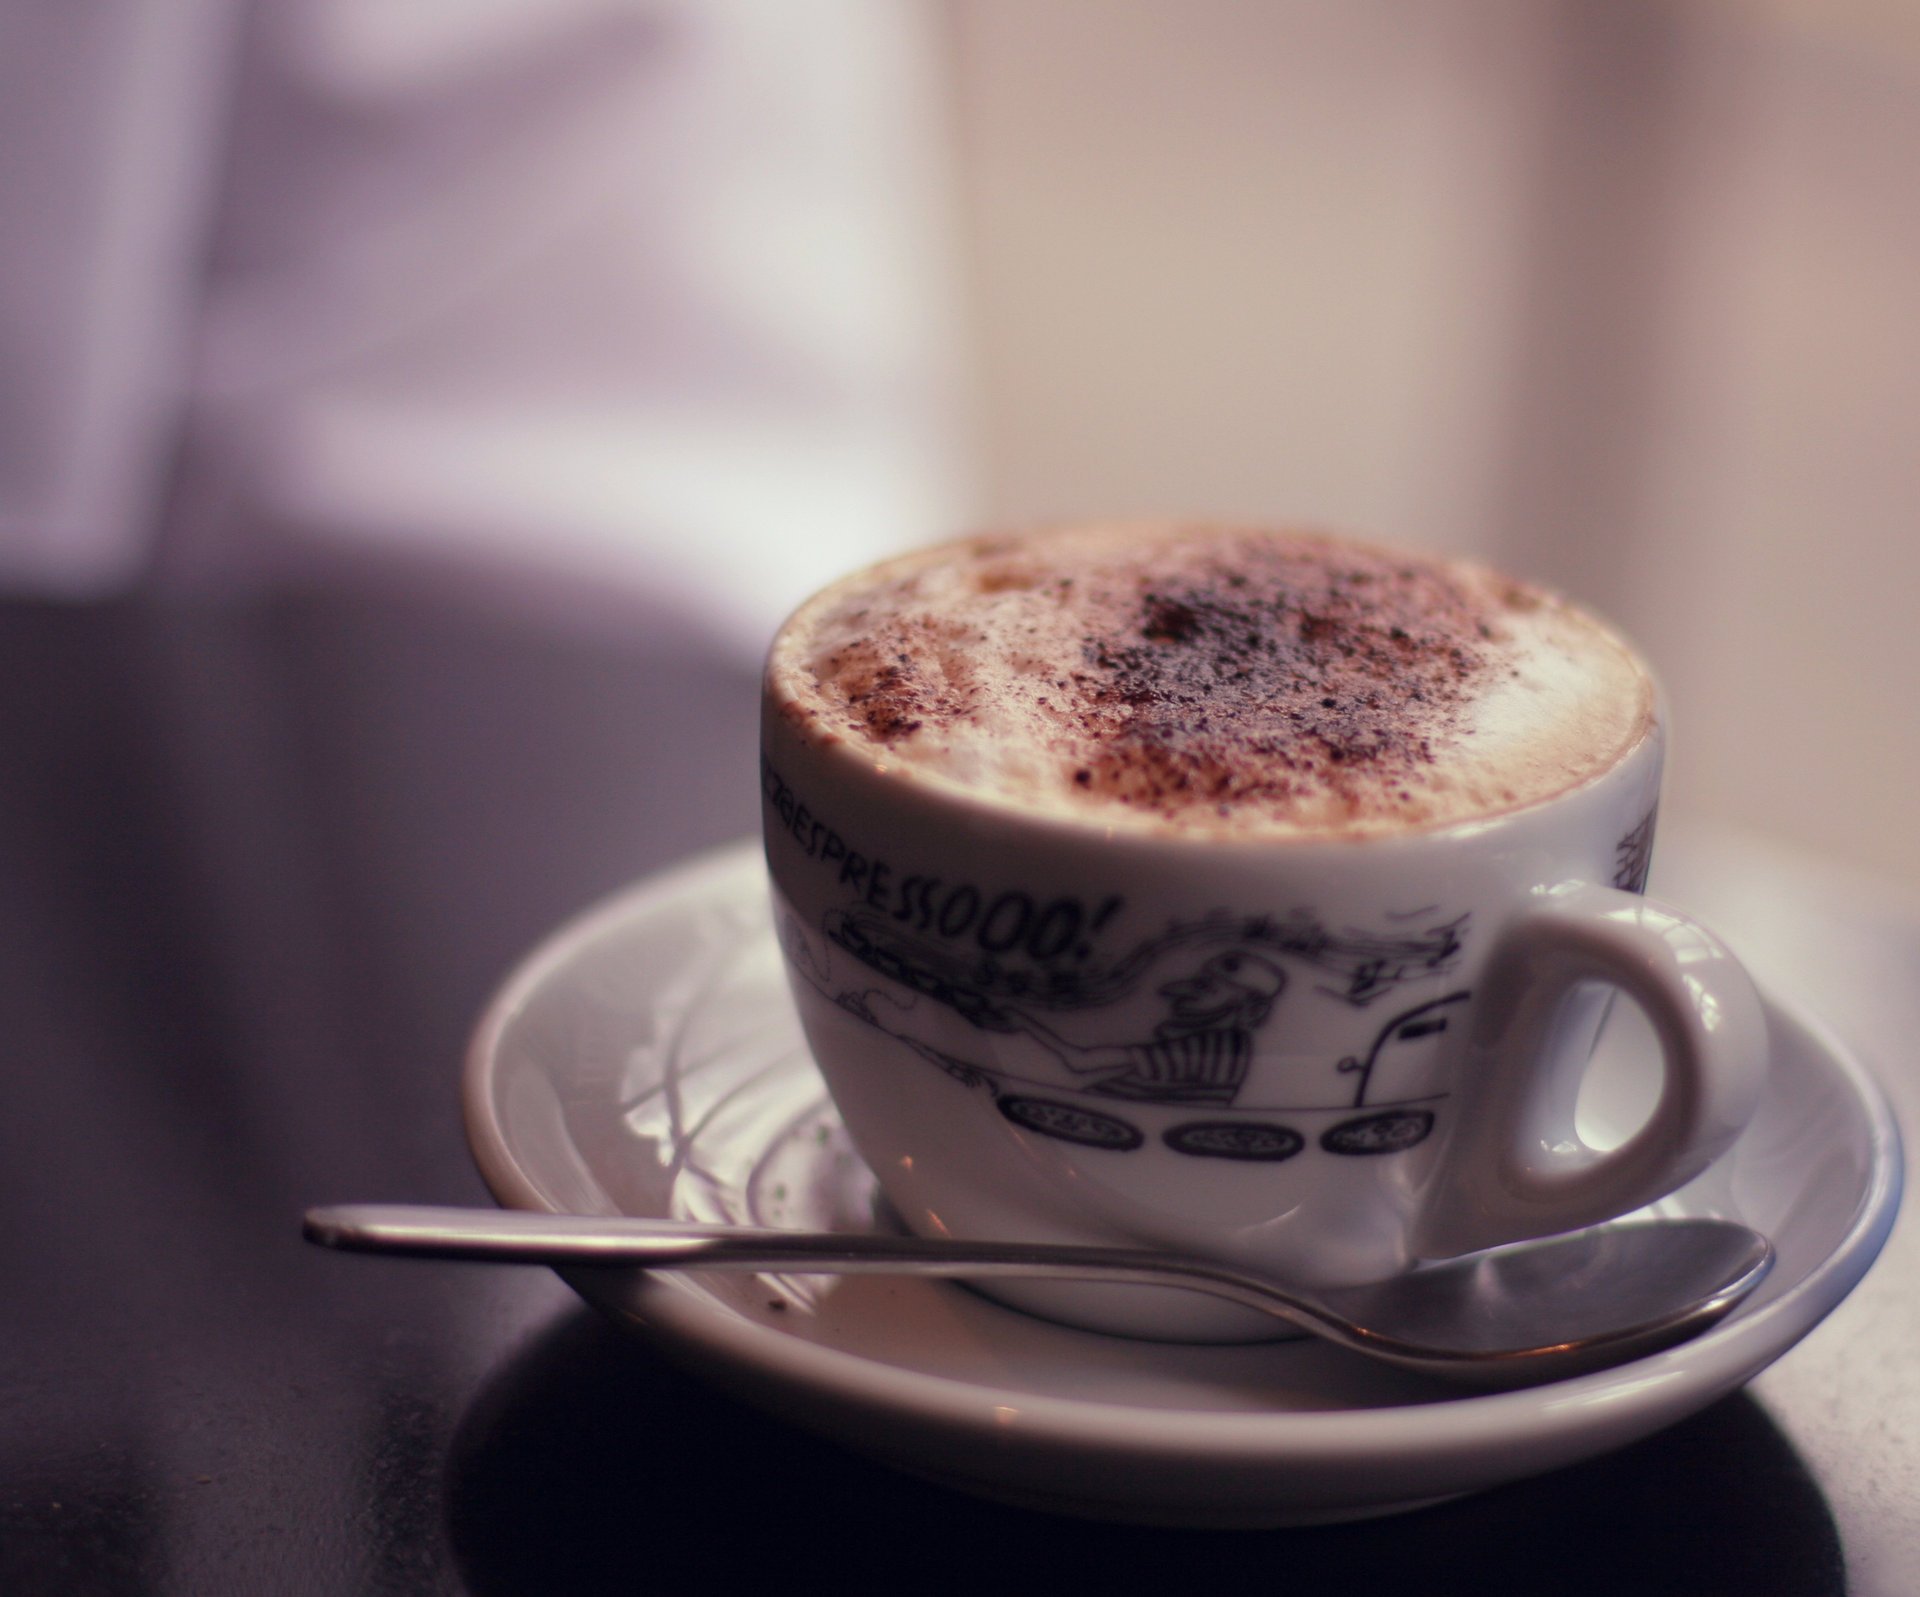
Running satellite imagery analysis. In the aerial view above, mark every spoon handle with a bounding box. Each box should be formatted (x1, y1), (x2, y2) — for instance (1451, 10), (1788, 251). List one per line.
(304, 1203), (1348, 1340)
(303, 1204), (1770, 1382)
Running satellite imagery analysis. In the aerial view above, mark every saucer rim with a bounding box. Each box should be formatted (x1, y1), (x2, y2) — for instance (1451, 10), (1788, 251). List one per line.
(463, 841), (1903, 1470)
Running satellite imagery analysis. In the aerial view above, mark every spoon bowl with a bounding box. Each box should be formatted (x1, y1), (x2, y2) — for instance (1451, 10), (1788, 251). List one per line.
(303, 1204), (1771, 1385)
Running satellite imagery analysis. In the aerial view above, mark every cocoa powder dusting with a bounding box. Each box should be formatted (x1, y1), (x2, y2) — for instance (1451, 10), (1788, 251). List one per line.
(1066, 540), (1498, 819)
(799, 529), (1525, 825)
(820, 624), (978, 746)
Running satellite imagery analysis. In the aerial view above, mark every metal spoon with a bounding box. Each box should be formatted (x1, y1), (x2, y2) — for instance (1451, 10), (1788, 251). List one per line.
(302, 1204), (1771, 1385)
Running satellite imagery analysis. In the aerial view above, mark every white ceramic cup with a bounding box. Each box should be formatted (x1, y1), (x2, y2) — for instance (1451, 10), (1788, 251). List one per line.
(760, 555), (1768, 1340)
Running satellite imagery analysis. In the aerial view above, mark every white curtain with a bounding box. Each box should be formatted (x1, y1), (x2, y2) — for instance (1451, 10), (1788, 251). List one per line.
(0, 0), (969, 654)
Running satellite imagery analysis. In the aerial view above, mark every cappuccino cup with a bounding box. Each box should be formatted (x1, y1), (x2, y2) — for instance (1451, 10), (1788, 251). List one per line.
(760, 523), (1767, 1339)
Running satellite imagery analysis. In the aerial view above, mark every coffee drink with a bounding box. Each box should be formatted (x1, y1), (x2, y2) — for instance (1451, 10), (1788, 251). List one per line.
(768, 523), (1652, 838)
(762, 521), (1761, 1339)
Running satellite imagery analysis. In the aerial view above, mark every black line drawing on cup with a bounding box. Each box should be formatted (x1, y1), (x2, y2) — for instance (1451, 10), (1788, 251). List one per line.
(779, 901), (1469, 1158)
(1336, 991), (1473, 1109)
(1320, 1108), (1438, 1157)
(1614, 804), (1658, 893)
(824, 904), (1467, 1016)
(817, 939), (1291, 1109)
(996, 1095), (1144, 1151)
(990, 948), (1286, 1106)
(1162, 1120), (1306, 1162)
(822, 902), (1464, 1020)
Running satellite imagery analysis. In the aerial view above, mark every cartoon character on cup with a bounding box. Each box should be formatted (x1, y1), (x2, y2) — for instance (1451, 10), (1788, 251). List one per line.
(1003, 949), (1288, 1106)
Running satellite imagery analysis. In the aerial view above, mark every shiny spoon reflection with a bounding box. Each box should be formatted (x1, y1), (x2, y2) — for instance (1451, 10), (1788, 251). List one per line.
(302, 1204), (1771, 1386)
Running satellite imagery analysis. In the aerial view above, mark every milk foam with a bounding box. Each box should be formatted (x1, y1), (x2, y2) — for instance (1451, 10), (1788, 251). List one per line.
(768, 524), (1653, 837)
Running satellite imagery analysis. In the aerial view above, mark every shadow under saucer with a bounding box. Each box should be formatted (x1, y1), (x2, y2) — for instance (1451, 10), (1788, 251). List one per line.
(446, 1308), (1843, 1597)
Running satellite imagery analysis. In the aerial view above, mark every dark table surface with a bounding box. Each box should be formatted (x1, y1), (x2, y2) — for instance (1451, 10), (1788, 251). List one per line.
(3, 579), (1914, 1596)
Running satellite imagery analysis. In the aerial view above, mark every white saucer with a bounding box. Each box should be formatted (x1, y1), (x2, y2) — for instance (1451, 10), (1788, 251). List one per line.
(463, 841), (1902, 1527)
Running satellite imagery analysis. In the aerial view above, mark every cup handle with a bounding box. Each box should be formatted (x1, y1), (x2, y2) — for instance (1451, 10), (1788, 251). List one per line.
(1410, 882), (1769, 1260)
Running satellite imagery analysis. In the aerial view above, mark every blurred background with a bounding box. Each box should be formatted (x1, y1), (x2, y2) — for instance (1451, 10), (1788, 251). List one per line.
(6, 0), (1919, 885)
(7, 8), (1920, 1587)
(952, 0), (1920, 887)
